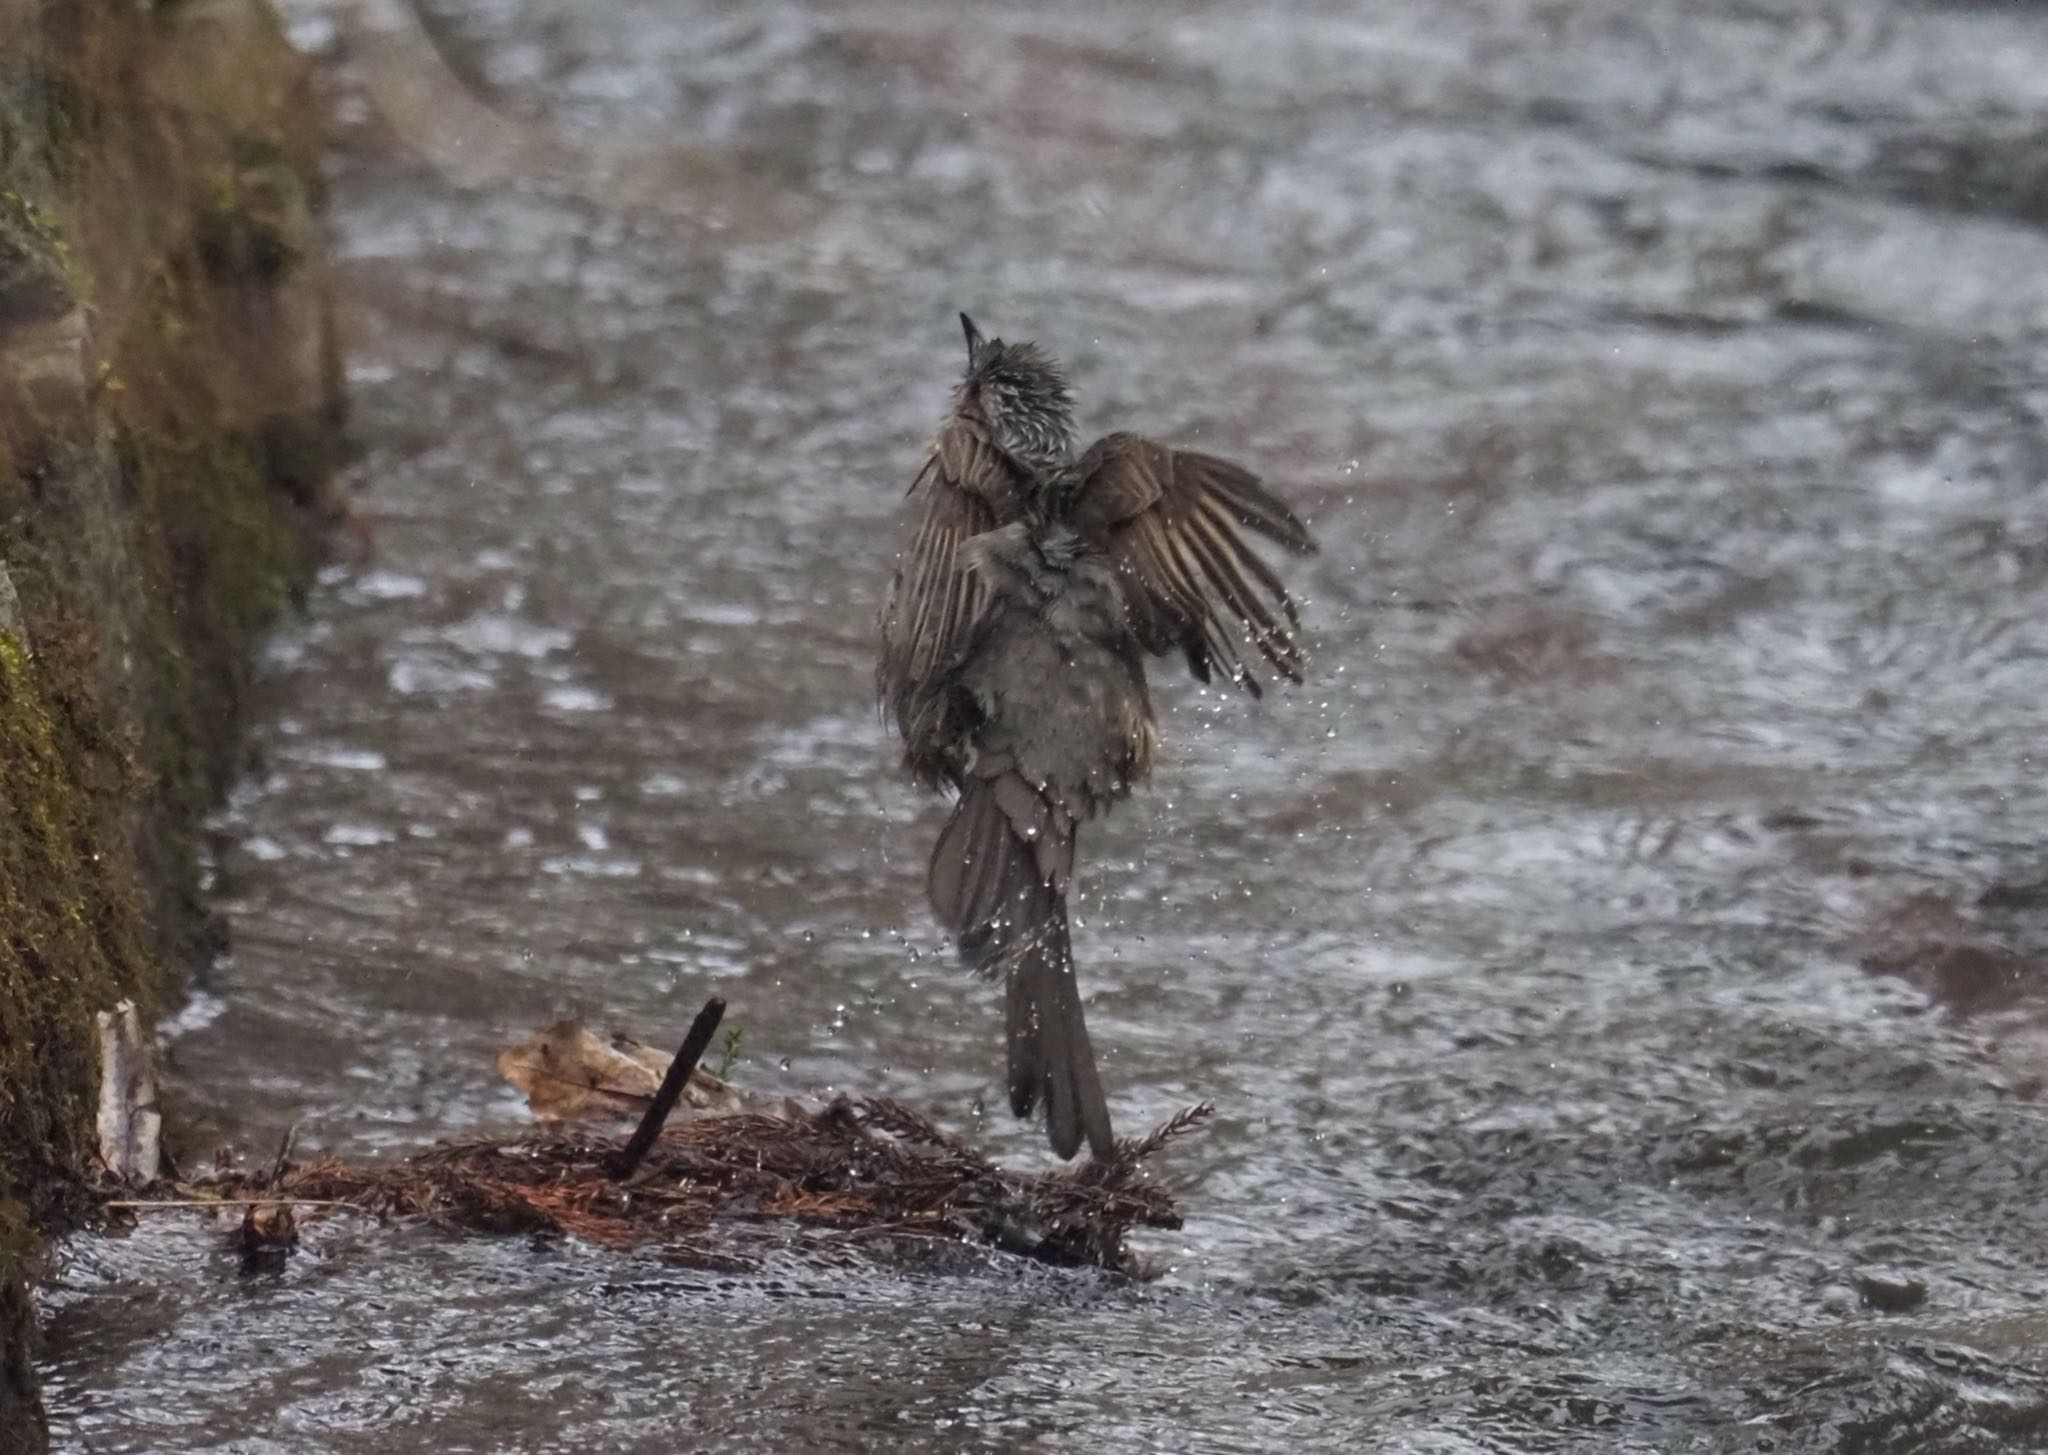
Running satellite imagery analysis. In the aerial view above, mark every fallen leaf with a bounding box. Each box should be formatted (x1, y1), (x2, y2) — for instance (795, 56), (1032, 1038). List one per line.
(497, 1017), (743, 1122)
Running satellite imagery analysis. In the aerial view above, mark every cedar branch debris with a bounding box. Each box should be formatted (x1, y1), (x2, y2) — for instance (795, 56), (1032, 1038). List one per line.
(107, 1000), (1211, 1275)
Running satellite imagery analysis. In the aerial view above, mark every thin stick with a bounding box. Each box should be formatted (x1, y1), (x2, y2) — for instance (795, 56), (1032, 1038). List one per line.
(603, 997), (726, 1181)
(105, 1199), (361, 1211)
(268, 1120), (301, 1188)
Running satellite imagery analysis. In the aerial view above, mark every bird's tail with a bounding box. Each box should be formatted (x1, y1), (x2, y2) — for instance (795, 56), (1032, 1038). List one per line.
(929, 776), (1114, 1160)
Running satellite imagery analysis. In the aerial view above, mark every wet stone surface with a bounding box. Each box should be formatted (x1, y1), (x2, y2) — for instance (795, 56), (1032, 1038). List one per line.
(38, 0), (2048, 1449)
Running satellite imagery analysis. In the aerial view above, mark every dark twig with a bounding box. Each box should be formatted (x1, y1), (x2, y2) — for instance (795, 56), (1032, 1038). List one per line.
(603, 997), (726, 1181)
(268, 1120), (301, 1189)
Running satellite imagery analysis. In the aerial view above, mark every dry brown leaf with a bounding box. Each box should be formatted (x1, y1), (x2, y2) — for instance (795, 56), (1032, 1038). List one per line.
(496, 1017), (742, 1122)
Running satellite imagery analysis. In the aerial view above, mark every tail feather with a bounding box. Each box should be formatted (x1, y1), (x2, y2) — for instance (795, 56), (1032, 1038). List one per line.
(1004, 905), (1114, 1159)
(930, 778), (1115, 1160)
(930, 779), (1012, 951)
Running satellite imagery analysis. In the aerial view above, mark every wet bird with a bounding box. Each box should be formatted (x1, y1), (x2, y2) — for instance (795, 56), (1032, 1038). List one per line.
(878, 315), (1318, 1159)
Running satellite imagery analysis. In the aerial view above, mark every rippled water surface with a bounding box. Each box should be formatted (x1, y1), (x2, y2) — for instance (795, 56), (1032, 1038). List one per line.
(39, 1), (2048, 1449)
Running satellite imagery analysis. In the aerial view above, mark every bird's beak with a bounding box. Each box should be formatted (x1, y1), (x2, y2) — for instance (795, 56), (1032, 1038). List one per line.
(959, 312), (985, 361)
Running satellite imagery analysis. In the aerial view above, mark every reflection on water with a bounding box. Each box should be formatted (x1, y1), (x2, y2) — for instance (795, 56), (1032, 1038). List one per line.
(40, 0), (2048, 1449)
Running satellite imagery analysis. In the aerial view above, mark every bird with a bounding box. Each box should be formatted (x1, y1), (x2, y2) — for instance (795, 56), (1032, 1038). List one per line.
(878, 314), (1318, 1159)
(908, 519), (1150, 1161)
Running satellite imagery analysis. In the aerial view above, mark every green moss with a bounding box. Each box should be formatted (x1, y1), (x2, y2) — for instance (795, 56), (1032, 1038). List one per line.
(0, 189), (67, 254)
(130, 433), (301, 810)
(0, 189), (73, 321)
(195, 135), (308, 283)
(0, 1201), (41, 1455)
(0, 623), (151, 1222)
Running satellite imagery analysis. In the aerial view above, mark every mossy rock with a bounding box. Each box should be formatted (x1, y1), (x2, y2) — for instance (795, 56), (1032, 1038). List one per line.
(0, 1201), (41, 1455)
(0, 2), (342, 1446)
(0, 623), (153, 1219)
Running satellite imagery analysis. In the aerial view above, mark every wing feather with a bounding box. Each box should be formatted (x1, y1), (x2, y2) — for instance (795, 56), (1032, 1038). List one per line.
(1180, 507), (1305, 678)
(879, 420), (1019, 766)
(1077, 432), (1317, 695)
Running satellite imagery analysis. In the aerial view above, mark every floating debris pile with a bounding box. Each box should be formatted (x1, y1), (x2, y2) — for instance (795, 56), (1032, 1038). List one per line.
(134, 1096), (1205, 1274)
(108, 1002), (1209, 1274)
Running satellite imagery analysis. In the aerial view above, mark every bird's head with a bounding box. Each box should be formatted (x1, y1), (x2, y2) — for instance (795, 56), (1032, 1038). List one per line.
(955, 313), (1075, 468)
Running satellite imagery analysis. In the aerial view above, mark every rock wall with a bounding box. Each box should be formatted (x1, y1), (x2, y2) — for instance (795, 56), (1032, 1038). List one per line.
(0, 2), (340, 1447)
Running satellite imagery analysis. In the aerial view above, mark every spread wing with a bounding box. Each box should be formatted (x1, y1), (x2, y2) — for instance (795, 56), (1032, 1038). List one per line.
(878, 418), (1024, 771)
(1073, 432), (1317, 697)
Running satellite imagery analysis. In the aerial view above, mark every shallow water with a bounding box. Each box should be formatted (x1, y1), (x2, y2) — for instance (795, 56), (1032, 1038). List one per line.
(38, 0), (2048, 1449)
